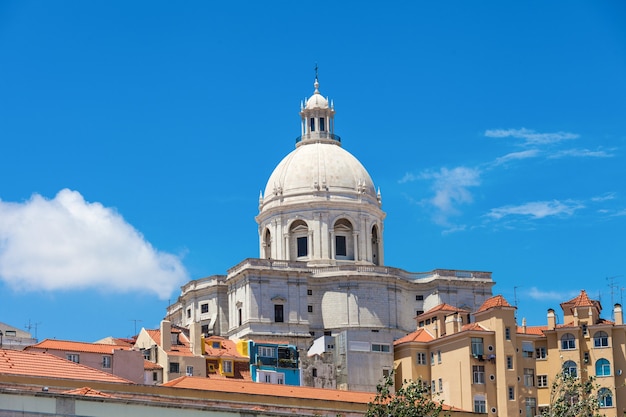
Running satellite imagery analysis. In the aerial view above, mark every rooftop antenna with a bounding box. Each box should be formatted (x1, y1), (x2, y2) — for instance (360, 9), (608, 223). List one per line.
(25, 319), (42, 339)
(130, 319), (143, 336)
(607, 275), (623, 319)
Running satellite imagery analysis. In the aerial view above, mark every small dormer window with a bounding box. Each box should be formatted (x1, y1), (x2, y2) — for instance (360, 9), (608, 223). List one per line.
(319, 117), (325, 131)
(171, 332), (179, 345)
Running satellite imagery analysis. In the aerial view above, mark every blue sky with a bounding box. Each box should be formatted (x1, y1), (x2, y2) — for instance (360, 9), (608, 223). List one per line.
(1, 1), (625, 342)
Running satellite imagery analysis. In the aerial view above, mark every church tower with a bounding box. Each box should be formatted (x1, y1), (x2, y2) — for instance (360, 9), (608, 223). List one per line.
(257, 77), (385, 266)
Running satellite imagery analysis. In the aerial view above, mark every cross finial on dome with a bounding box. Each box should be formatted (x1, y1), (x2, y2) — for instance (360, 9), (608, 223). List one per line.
(314, 63), (320, 93)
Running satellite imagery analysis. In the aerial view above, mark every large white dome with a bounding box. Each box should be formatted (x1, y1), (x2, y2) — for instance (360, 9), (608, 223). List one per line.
(261, 141), (377, 210)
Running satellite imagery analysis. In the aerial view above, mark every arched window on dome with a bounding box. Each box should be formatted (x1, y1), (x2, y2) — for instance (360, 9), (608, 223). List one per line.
(263, 228), (272, 259)
(289, 220), (309, 260)
(333, 219), (354, 260)
(371, 224), (380, 266)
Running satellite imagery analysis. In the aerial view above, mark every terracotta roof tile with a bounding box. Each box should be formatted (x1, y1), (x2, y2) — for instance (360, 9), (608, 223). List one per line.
(144, 360), (162, 370)
(204, 336), (248, 360)
(476, 295), (515, 313)
(63, 387), (114, 397)
(517, 326), (547, 336)
(145, 329), (195, 357)
(423, 303), (469, 316)
(163, 376), (375, 404)
(27, 339), (131, 355)
(561, 290), (601, 312)
(461, 322), (489, 332)
(394, 328), (434, 345)
(0, 349), (133, 383)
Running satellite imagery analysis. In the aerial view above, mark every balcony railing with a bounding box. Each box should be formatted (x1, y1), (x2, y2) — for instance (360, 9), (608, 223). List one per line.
(295, 132), (341, 144)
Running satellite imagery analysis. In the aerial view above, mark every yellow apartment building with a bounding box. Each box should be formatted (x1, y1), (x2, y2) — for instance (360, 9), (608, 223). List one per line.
(395, 291), (625, 417)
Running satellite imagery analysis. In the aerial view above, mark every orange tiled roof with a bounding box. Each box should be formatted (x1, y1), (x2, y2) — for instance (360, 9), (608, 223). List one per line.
(394, 328), (434, 345)
(63, 387), (114, 397)
(476, 295), (515, 313)
(204, 336), (248, 360)
(460, 322), (489, 332)
(517, 325), (547, 336)
(422, 303), (469, 317)
(144, 360), (162, 370)
(145, 329), (195, 357)
(27, 339), (131, 354)
(163, 376), (375, 403)
(0, 349), (133, 383)
(561, 290), (601, 311)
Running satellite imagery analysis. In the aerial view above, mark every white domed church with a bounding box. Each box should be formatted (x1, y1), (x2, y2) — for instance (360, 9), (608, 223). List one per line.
(166, 76), (494, 391)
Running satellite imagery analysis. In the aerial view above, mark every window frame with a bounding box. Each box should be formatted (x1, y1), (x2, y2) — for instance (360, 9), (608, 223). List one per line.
(274, 304), (284, 323)
(593, 331), (609, 348)
(102, 355), (111, 369)
(561, 333), (576, 350)
(595, 358), (611, 377)
(473, 365), (485, 384)
(201, 303), (209, 314)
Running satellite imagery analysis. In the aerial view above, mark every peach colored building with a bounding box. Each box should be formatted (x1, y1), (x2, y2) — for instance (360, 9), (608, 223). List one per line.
(394, 291), (625, 417)
(26, 338), (143, 383)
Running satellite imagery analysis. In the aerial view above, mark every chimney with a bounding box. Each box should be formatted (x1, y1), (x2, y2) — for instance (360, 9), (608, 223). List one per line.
(160, 320), (172, 352)
(614, 304), (623, 325)
(547, 309), (556, 330)
(521, 317), (527, 334)
(445, 313), (460, 335)
(190, 321), (203, 356)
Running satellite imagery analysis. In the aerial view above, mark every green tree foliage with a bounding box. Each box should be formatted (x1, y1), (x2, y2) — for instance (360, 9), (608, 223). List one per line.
(541, 371), (602, 417)
(366, 373), (444, 417)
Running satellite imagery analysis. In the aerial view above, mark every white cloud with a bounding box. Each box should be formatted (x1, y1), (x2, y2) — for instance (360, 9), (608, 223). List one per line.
(398, 172), (417, 184)
(493, 149), (541, 166)
(421, 166), (481, 225)
(485, 128), (579, 145)
(0, 189), (188, 298)
(486, 200), (584, 220)
(547, 148), (614, 159)
(527, 287), (578, 302)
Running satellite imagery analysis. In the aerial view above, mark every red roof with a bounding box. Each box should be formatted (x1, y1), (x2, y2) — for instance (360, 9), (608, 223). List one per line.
(163, 376), (375, 403)
(476, 295), (515, 313)
(144, 360), (162, 370)
(63, 387), (114, 397)
(204, 336), (247, 360)
(27, 339), (131, 355)
(422, 303), (469, 317)
(0, 349), (133, 383)
(394, 328), (434, 346)
(145, 329), (195, 357)
(517, 325), (547, 335)
(561, 290), (601, 312)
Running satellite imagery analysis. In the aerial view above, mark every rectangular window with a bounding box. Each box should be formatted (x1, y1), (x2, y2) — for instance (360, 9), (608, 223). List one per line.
(186, 366), (194, 376)
(308, 305), (313, 313)
(416, 294), (424, 301)
(274, 305), (284, 323)
(431, 352), (435, 365)
(471, 338), (484, 356)
(238, 308), (242, 326)
(201, 324), (209, 334)
(187, 308), (191, 318)
(473, 365), (485, 384)
(508, 386), (515, 400)
(265, 374), (271, 383)
(335, 235), (347, 257)
(416, 310), (424, 316)
(307, 289), (313, 296)
(431, 380), (436, 392)
(505, 327), (511, 340)
(312, 367), (318, 377)
(277, 376), (284, 384)
(212, 341), (221, 349)
(319, 117), (325, 132)
(524, 368), (535, 387)
(169, 362), (180, 374)
(371, 343), (390, 353)
(152, 371), (158, 381)
(310, 117), (315, 132)
(506, 355), (514, 369)
(102, 355), (111, 369)
(416, 352), (426, 365)
(474, 399), (486, 414)
(525, 397), (537, 417)
(537, 375), (548, 387)
(66, 354), (79, 363)
(297, 236), (308, 257)
(259, 346), (275, 357)
(437, 350), (442, 363)
(418, 320), (425, 327)
(223, 360), (233, 374)
(535, 347), (547, 359)
(438, 378), (443, 392)
(201, 303), (209, 314)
